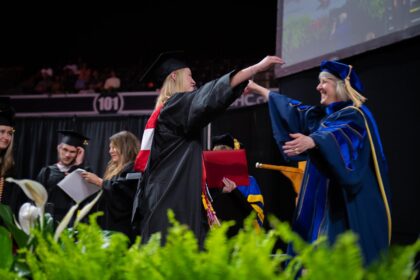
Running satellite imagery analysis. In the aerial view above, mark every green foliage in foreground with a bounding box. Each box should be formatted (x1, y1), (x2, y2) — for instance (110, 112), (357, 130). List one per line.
(0, 211), (419, 280)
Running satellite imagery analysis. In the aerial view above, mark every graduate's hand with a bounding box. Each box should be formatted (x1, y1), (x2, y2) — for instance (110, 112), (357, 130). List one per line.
(283, 133), (316, 157)
(231, 56), (284, 88)
(75, 147), (85, 166)
(81, 171), (103, 187)
(222, 177), (237, 193)
(252, 56), (284, 73)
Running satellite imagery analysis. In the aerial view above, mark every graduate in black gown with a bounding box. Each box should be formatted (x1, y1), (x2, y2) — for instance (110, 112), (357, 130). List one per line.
(132, 54), (283, 246)
(80, 131), (140, 240)
(36, 130), (90, 223)
(0, 98), (27, 219)
(245, 60), (391, 265)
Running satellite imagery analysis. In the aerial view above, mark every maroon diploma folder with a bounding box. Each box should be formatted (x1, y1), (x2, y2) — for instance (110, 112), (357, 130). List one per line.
(203, 149), (250, 188)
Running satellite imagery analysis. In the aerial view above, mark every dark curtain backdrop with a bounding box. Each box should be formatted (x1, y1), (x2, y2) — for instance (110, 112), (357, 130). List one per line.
(14, 115), (148, 180)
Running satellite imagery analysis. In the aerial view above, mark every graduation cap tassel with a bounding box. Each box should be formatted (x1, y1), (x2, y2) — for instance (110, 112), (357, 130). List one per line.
(201, 159), (220, 229)
(201, 193), (220, 228)
(344, 65), (367, 108)
(233, 138), (241, 150)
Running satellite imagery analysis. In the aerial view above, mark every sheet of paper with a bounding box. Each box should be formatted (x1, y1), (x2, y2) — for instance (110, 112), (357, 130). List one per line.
(57, 168), (100, 203)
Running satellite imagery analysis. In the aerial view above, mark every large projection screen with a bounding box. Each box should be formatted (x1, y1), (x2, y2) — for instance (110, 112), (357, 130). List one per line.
(275, 0), (420, 78)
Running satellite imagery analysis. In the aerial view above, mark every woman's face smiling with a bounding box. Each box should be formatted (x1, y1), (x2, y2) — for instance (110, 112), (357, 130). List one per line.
(0, 125), (14, 151)
(316, 77), (340, 105)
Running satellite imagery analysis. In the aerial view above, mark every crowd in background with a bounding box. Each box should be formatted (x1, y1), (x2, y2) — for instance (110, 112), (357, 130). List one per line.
(0, 57), (275, 95)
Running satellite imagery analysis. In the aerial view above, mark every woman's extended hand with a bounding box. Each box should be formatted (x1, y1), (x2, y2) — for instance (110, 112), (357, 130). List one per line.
(283, 133), (316, 157)
(243, 80), (270, 100)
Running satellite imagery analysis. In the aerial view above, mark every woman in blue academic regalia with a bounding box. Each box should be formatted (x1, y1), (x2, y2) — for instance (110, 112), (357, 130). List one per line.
(245, 60), (391, 265)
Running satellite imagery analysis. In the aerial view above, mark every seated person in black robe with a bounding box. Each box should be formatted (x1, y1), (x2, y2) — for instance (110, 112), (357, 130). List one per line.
(36, 130), (91, 223)
(0, 99), (28, 222)
(80, 131), (140, 241)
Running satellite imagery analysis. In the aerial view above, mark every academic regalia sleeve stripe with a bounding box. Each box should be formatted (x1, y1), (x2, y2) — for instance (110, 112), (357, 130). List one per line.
(140, 128), (154, 150)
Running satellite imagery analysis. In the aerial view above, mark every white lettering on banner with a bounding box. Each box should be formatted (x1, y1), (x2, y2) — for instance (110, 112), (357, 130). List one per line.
(94, 93), (123, 114)
(230, 93), (267, 108)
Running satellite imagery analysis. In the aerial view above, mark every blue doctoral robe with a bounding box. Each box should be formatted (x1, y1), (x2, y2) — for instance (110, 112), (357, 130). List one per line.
(268, 91), (391, 265)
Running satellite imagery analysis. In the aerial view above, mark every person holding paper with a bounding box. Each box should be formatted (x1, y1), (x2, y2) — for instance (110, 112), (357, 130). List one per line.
(80, 131), (140, 240)
(209, 134), (264, 235)
(0, 98), (27, 218)
(244, 60), (391, 265)
(36, 130), (91, 223)
(131, 53), (283, 246)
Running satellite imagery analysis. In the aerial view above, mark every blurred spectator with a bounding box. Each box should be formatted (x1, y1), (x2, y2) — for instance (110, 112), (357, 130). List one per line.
(74, 63), (92, 92)
(34, 68), (53, 94)
(41, 67), (53, 77)
(63, 62), (79, 76)
(104, 70), (121, 91)
(87, 70), (104, 93)
(61, 68), (77, 93)
(50, 75), (64, 94)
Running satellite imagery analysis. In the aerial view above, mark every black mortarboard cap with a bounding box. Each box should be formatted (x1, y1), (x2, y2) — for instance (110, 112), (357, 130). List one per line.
(139, 51), (189, 88)
(57, 130), (89, 147)
(320, 60), (364, 93)
(0, 97), (15, 127)
(212, 134), (235, 149)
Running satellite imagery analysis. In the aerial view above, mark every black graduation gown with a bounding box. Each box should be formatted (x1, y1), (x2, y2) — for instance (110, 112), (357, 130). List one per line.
(96, 162), (139, 241)
(36, 164), (91, 223)
(210, 187), (254, 237)
(132, 72), (246, 245)
(1, 174), (28, 222)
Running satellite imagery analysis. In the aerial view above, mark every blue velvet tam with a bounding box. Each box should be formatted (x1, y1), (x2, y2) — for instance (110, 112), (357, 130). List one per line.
(320, 60), (364, 93)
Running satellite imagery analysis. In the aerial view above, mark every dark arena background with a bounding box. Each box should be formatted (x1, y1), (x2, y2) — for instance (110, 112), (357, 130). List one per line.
(1, 1), (419, 248)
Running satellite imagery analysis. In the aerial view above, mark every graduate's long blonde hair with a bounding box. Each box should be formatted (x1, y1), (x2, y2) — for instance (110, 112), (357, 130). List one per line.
(155, 68), (190, 109)
(103, 131), (140, 180)
(0, 133), (14, 177)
